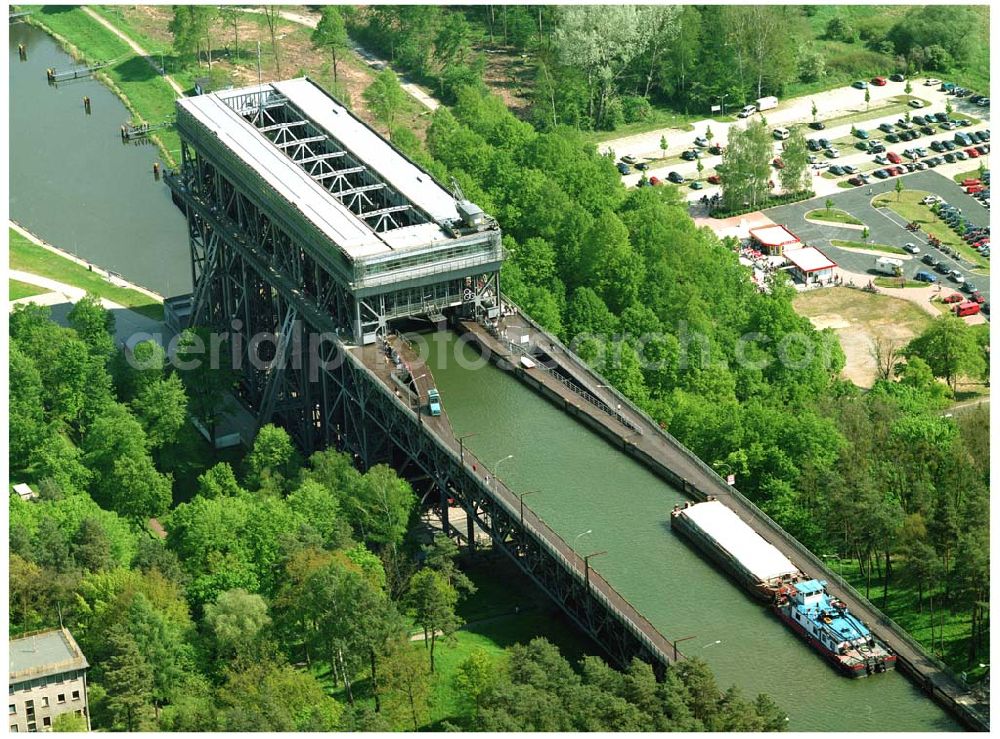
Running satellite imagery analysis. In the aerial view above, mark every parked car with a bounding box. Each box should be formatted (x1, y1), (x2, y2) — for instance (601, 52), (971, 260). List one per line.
(896, 119), (913, 129)
(944, 152), (957, 163)
(914, 271), (937, 283)
(921, 195), (940, 204)
(943, 140), (957, 151)
(667, 171), (685, 184)
(878, 122), (894, 133)
(887, 151), (902, 164)
(829, 165), (845, 176)
(617, 162), (631, 175)
(773, 127), (790, 140)
(903, 242), (921, 254)
(809, 121), (826, 130)
(874, 154), (890, 165)
(922, 254), (936, 265)
(869, 143), (886, 154)
(966, 147), (980, 158)
(841, 164), (857, 174)
(681, 149), (699, 161)
(886, 133), (900, 143)
(694, 136), (709, 147)
(940, 121), (957, 131)
(934, 262), (950, 274)
(949, 270), (965, 283)
(934, 112), (949, 122)
(909, 99), (926, 108)
(916, 147), (928, 157)
(942, 293), (964, 303)
(873, 169), (889, 179)
(853, 80), (868, 89)
(648, 176), (662, 186)
(954, 302), (981, 317)
(818, 138), (831, 149)
(872, 76), (887, 86)
(923, 78), (942, 86)
(855, 128), (870, 139)
(825, 148), (840, 159)
(955, 151), (968, 160)
(707, 174), (721, 185)
(690, 181), (704, 190)
(890, 73), (905, 82)
(920, 125), (936, 136)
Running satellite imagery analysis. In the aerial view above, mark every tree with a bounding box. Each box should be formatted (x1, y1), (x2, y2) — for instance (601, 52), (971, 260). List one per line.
(705, 125), (714, 142)
(204, 588), (271, 662)
(811, 99), (818, 121)
(406, 568), (461, 673)
(870, 337), (903, 382)
(219, 6), (241, 61)
(421, 534), (476, 595)
(895, 177), (904, 201)
(454, 648), (502, 720)
(313, 6), (349, 83)
(197, 462), (244, 499)
(904, 79), (912, 95)
(906, 315), (987, 391)
(220, 660), (342, 731)
(9, 346), (45, 464)
(52, 712), (88, 732)
(67, 293), (115, 358)
(351, 464), (416, 550)
(104, 628), (154, 731)
(720, 119), (772, 210)
(696, 159), (705, 179)
(130, 374), (188, 450)
(659, 135), (668, 157)
(780, 127), (809, 193)
(363, 69), (407, 138)
(825, 198), (834, 212)
(864, 86), (871, 110)
(175, 328), (237, 440)
(380, 640), (431, 730)
(945, 100), (953, 117)
(245, 423), (298, 488)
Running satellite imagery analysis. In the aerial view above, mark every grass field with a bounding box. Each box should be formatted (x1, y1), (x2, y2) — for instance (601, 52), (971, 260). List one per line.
(830, 238), (907, 254)
(806, 208), (864, 226)
(876, 190), (989, 271)
(9, 228), (164, 320)
(793, 287), (932, 387)
(952, 168), (987, 184)
(9, 279), (47, 301)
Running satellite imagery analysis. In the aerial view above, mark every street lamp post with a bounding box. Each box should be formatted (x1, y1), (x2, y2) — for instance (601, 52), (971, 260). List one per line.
(715, 94), (729, 117)
(493, 454), (514, 488)
(672, 634), (697, 661)
(458, 432), (478, 465)
(519, 490), (539, 526)
(584, 550), (608, 593)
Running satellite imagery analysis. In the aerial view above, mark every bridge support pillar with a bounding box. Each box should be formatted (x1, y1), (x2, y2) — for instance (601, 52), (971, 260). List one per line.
(440, 486), (451, 539)
(467, 512), (476, 554)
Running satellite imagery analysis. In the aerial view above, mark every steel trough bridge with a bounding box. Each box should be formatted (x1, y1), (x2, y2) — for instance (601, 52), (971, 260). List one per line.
(166, 79), (987, 729)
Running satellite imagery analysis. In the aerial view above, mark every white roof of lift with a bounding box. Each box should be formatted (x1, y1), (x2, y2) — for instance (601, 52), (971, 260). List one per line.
(679, 500), (800, 582)
(179, 79), (458, 260)
(785, 245), (837, 273)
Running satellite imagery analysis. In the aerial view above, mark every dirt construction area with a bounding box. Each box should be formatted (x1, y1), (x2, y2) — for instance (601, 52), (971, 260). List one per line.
(793, 287), (934, 387)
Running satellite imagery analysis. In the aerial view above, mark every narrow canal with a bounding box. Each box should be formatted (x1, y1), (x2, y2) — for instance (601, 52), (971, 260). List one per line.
(9, 22), (189, 296)
(426, 332), (958, 732)
(9, 20), (958, 734)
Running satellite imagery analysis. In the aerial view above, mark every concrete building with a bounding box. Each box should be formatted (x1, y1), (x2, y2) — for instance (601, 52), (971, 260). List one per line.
(9, 629), (90, 732)
(785, 246), (838, 285)
(749, 224), (803, 257)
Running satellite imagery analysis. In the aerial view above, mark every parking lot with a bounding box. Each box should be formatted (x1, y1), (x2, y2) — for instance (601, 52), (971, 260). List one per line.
(766, 170), (990, 312)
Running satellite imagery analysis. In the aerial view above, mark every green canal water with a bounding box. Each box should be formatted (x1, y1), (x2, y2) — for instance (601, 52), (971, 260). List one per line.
(9, 23), (189, 296)
(426, 332), (958, 732)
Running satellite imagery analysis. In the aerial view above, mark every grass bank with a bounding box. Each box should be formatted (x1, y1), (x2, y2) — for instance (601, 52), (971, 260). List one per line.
(9, 227), (164, 321)
(874, 276), (925, 288)
(27, 6), (182, 164)
(806, 208), (864, 226)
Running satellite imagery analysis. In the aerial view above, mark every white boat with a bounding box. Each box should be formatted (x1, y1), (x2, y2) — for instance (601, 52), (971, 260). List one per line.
(519, 355), (536, 369)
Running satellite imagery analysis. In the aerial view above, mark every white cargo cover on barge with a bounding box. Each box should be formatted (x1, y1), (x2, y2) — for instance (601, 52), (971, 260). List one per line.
(671, 499), (802, 600)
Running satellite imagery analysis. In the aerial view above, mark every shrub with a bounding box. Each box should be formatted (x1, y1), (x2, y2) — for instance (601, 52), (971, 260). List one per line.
(621, 95), (652, 124)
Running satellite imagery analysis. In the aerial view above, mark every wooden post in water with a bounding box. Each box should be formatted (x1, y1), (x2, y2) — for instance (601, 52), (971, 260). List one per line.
(153, 162), (160, 181)
(18, 44), (27, 61)
(83, 96), (91, 115)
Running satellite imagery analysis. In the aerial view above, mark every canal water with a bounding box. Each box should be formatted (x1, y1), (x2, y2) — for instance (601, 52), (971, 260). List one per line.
(9, 22), (189, 296)
(426, 333), (958, 732)
(9, 20), (958, 734)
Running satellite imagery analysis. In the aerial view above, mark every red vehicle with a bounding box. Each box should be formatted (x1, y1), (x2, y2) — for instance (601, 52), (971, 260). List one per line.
(966, 147), (980, 158)
(954, 301), (981, 317)
(649, 176), (663, 186)
(967, 184), (984, 194)
(707, 174), (721, 185)
(772, 157), (785, 169)
(887, 151), (902, 164)
(962, 178), (982, 187)
(871, 76), (888, 86)
(970, 292), (986, 304)
(943, 293), (964, 304)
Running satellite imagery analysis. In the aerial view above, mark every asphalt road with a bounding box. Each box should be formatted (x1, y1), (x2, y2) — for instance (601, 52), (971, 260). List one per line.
(766, 170), (990, 303)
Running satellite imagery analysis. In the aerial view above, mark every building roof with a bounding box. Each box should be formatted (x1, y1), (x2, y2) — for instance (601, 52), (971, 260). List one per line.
(749, 224), (801, 248)
(177, 78), (463, 262)
(9, 629), (89, 682)
(784, 245), (837, 273)
(678, 500), (801, 583)
(794, 579), (826, 595)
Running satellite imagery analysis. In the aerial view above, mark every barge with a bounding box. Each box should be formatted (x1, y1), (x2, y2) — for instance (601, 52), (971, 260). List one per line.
(670, 499), (802, 601)
(671, 499), (896, 677)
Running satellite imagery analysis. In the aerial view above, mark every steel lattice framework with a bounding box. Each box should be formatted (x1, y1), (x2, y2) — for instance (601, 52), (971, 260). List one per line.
(166, 79), (679, 678)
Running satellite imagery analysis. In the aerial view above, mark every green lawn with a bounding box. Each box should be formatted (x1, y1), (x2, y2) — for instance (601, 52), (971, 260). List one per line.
(28, 6), (182, 164)
(873, 277), (924, 289)
(952, 168), (987, 185)
(830, 238), (906, 255)
(9, 228), (164, 320)
(806, 208), (864, 226)
(876, 191), (989, 272)
(587, 109), (701, 148)
(9, 279), (47, 300)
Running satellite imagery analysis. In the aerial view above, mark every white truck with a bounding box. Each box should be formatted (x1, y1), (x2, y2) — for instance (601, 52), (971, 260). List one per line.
(874, 256), (904, 276)
(756, 96), (779, 112)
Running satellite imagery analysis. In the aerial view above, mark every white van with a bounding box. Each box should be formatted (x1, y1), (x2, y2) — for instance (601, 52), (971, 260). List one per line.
(738, 104), (757, 118)
(773, 127), (790, 140)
